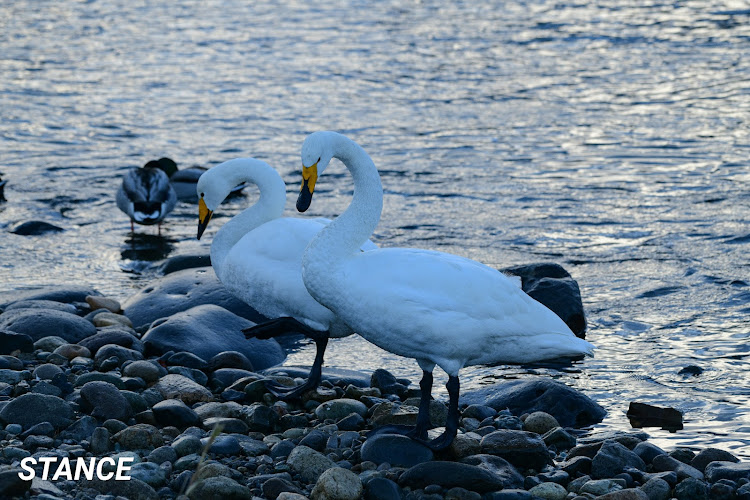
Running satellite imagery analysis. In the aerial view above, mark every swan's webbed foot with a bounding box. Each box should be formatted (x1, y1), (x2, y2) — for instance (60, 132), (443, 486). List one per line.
(243, 317), (320, 340)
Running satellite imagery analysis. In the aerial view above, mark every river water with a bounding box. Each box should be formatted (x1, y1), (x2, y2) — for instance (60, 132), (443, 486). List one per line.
(1, 0), (749, 456)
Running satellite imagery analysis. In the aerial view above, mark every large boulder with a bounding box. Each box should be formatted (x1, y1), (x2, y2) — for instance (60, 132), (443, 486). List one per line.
(460, 378), (605, 428)
(142, 304), (284, 371)
(0, 393), (74, 430)
(0, 309), (96, 343)
(502, 263), (586, 336)
(122, 267), (267, 329)
(0, 286), (101, 309)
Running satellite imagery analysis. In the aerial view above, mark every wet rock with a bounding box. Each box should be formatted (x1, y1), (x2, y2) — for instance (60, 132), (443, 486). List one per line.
(158, 253), (211, 275)
(370, 368), (408, 396)
(501, 263), (586, 336)
(0, 286), (100, 309)
(0, 330), (34, 354)
(542, 427), (576, 450)
(399, 460), (508, 493)
(122, 267), (268, 328)
(85, 295), (122, 313)
(673, 477), (708, 500)
(360, 433), (434, 467)
(79, 381), (133, 421)
(460, 454), (524, 489)
(480, 429), (553, 470)
(678, 365), (703, 376)
(264, 365), (371, 388)
(651, 454), (703, 481)
(78, 328), (143, 355)
(311, 467), (363, 500)
(10, 220), (64, 235)
(287, 445), (337, 483)
(153, 399), (201, 428)
(154, 374), (212, 405)
(142, 304), (284, 370)
(591, 441), (647, 479)
(461, 378), (605, 428)
(529, 482), (567, 500)
(0, 393), (73, 430)
(691, 448), (739, 473)
(0, 309), (96, 343)
(627, 402), (683, 431)
(93, 311), (133, 328)
(633, 441), (666, 464)
(704, 461), (750, 482)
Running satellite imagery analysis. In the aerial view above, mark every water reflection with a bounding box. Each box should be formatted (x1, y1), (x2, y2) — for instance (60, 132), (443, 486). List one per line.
(121, 233), (175, 262)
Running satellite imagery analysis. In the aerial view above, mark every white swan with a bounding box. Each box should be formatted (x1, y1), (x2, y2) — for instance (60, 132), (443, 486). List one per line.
(196, 157), (376, 399)
(117, 161), (177, 233)
(296, 131), (595, 449)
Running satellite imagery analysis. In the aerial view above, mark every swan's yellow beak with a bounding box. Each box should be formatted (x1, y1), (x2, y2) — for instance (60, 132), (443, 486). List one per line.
(297, 161), (317, 212)
(197, 198), (213, 240)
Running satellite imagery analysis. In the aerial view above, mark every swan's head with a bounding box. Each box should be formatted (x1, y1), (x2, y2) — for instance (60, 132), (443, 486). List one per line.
(196, 161), (236, 240)
(297, 131), (336, 212)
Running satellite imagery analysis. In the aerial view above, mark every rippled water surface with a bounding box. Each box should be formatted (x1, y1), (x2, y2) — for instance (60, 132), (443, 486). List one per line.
(2, 0), (749, 455)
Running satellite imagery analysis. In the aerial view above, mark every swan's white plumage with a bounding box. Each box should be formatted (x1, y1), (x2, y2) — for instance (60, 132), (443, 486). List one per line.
(299, 131), (594, 378)
(197, 158), (373, 338)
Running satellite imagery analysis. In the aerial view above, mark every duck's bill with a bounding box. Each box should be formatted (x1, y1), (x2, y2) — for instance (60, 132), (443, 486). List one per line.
(296, 162), (317, 213)
(197, 198), (213, 240)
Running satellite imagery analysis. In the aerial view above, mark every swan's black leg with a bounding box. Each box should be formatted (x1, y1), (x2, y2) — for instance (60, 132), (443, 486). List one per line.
(367, 370), (434, 439)
(424, 375), (460, 451)
(243, 318), (329, 401)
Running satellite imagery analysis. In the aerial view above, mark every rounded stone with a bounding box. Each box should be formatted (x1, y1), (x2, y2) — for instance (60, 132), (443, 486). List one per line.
(315, 398), (368, 421)
(123, 360), (162, 383)
(186, 476), (252, 500)
(311, 467), (363, 500)
(86, 295), (122, 313)
(53, 344), (92, 360)
(93, 311), (133, 328)
(287, 445), (337, 483)
(0, 309), (96, 343)
(0, 393), (73, 430)
(80, 381), (133, 421)
(154, 374), (212, 405)
(152, 399), (201, 428)
(360, 433), (433, 468)
(529, 482), (568, 500)
(523, 411), (560, 435)
(32, 363), (64, 380)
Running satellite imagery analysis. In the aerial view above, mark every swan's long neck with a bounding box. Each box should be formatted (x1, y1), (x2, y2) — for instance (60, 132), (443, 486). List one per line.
(211, 161), (287, 278)
(303, 134), (382, 277)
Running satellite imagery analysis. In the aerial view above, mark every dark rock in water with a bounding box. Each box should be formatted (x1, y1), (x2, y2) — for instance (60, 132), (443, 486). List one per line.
(678, 365), (703, 376)
(360, 433), (434, 467)
(0, 330), (34, 354)
(501, 262), (587, 336)
(591, 440), (647, 479)
(460, 454), (525, 489)
(80, 381), (133, 422)
(627, 402), (683, 431)
(0, 393), (73, 430)
(691, 448), (739, 473)
(153, 399), (201, 428)
(78, 328), (144, 355)
(0, 309), (96, 343)
(460, 378), (605, 428)
(9, 220), (64, 235)
(158, 253), (211, 275)
(480, 430), (553, 470)
(142, 304), (284, 370)
(0, 285), (101, 309)
(704, 461), (750, 483)
(399, 461), (508, 493)
(263, 365), (370, 388)
(122, 267), (268, 329)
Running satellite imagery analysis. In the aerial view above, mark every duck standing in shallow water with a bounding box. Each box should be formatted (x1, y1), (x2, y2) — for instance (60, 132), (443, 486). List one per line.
(296, 131), (595, 450)
(117, 160), (177, 234)
(196, 158), (376, 399)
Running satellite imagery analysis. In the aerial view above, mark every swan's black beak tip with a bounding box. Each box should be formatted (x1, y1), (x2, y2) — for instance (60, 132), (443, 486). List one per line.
(297, 187), (313, 213)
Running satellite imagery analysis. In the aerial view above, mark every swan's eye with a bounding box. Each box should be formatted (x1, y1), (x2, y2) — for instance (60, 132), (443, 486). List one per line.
(200, 192), (204, 198)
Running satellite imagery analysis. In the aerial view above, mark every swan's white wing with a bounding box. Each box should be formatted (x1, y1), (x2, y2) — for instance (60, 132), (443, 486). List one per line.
(318, 247), (592, 372)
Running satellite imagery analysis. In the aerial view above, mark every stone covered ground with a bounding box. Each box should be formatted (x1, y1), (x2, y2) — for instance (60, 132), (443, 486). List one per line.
(0, 263), (749, 500)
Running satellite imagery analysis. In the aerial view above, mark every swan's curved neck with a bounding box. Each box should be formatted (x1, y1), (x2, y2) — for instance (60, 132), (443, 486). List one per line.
(305, 134), (382, 267)
(211, 162), (287, 278)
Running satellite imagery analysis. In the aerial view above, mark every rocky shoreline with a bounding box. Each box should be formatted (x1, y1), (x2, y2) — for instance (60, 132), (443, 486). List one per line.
(0, 278), (748, 500)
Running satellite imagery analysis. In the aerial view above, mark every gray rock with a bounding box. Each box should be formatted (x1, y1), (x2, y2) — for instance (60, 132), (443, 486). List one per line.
(172, 435), (203, 457)
(542, 427), (576, 450)
(287, 445), (337, 483)
(59, 415), (98, 441)
(364, 477), (402, 500)
(142, 304), (284, 370)
(5, 300), (77, 314)
(123, 360), (162, 383)
(168, 366), (209, 386)
(9, 220), (64, 235)
(80, 477), (158, 500)
(0, 393), (73, 430)
(360, 433), (434, 467)
(33, 336), (69, 352)
(311, 467), (363, 500)
(0, 309), (96, 343)
(241, 403), (277, 433)
(186, 475), (253, 500)
(262, 476), (305, 498)
(598, 488), (650, 499)
(123, 267), (268, 328)
(580, 479), (624, 496)
(78, 329), (143, 355)
(74, 371), (126, 389)
(0, 286), (99, 309)
(19, 421), (55, 438)
(300, 429), (329, 452)
(704, 461), (750, 483)
(460, 454), (524, 489)
(691, 448), (739, 473)
(33, 364), (64, 380)
(264, 365), (370, 388)
(673, 477), (708, 500)
(208, 351), (255, 371)
(0, 469), (32, 497)
(89, 427), (111, 454)
(0, 369), (30, 384)
(211, 368), (256, 389)
(633, 442), (666, 465)
(461, 379), (605, 428)
(591, 440), (647, 479)
(529, 482), (567, 500)
(158, 253), (211, 275)
(94, 344), (143, 369)
(153, 399), (201, 428)
(167, 351), (209, 369)
(523, 411), (560, 435)
(0, 330), (34, 354)
(480, 429), (553, 470)
(501, 263), (586, 335)
(112, 423), (164, 450)
(129, 461), (167, 487)
(203, 417), (248, 434)
(202, 434), (241, 455)
(154, 374), (212, 405)
(79, 381), (133, 421)
(148, 445), (178, 464)
(315, 398), (368, 421)
(399, 460), (508, 493)
(640, 477), (670, 500)
(651, 454), (703, 481)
